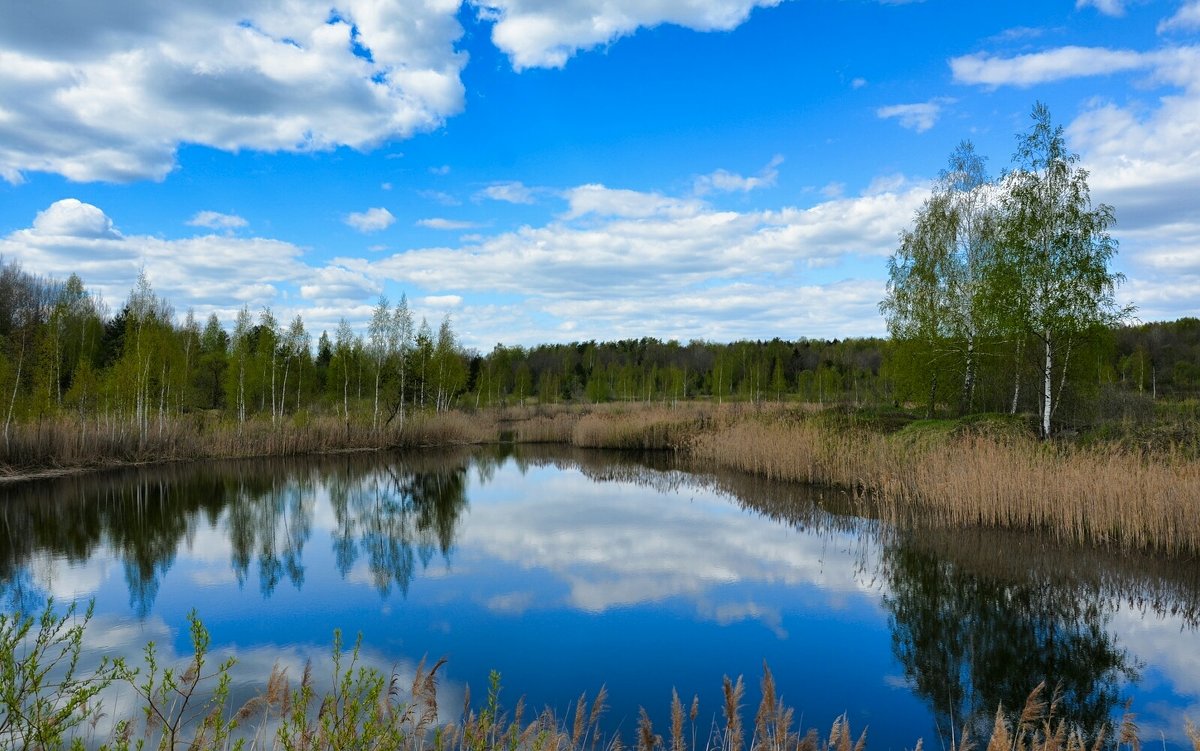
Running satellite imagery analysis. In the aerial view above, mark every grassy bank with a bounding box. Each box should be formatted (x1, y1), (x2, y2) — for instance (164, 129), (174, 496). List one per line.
(4, 402), (1200, 554)
(4, 604), (1196, 751)
(0, 411), (498, 477)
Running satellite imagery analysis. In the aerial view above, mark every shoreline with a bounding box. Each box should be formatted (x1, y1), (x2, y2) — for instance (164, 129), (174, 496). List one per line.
(3, 402), (1199, 554)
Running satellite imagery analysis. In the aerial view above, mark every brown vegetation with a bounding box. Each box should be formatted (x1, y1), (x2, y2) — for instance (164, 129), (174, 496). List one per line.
(0, 411), (498, 476)
(5, 400), (1200, 554)
(685, 408), (1200, 554)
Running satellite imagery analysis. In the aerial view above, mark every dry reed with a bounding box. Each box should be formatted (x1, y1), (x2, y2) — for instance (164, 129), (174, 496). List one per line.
(6, 399), (1200, 555)
(686, 410), (1200, 554)
(0, 411), (501, 478)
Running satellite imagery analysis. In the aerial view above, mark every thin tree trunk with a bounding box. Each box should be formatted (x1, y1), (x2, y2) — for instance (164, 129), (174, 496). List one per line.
(961, 337), (975, 416)
(5, 344), (24, 451)
(1042, 331), (1053, 439)
(1010, 336), (1024, 415)
(373, 362), (381, 430)
(927, 371), (937, 420)
(1052, 334), (1074, 419)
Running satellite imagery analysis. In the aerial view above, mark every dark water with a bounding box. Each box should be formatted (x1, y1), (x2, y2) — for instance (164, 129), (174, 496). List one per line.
(1, 446), (1198, 749)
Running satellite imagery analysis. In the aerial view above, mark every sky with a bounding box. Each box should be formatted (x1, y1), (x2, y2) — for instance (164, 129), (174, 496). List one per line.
(0, 0), (1197, 350)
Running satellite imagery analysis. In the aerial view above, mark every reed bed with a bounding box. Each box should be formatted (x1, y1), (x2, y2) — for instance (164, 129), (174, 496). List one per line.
(0, 411), (501, 477)
(7, 605), (1195, 751)
(6, 400), (1200, 554)
(570, 405), (709, 450)
(687, 414), (1200, 555)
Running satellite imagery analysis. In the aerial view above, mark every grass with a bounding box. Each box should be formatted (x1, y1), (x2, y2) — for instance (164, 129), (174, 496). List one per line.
(4, 604), (1196, 751)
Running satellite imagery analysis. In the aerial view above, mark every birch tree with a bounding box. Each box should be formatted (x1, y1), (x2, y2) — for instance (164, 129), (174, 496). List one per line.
(388, 294), (414, 426)
(368, 295), (391, 429)
(229, 305), (253, 424)
(1001, 103), (1129, 437)
(881, 141), (1000, 416)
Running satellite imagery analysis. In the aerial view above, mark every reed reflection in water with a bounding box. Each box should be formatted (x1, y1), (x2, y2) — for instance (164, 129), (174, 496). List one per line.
(0, 446), (1197, 749)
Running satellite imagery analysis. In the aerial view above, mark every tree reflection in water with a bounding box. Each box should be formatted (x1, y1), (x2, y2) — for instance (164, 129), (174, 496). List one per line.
(0, 450), (478, 612)
(881, 533), (1139, 747)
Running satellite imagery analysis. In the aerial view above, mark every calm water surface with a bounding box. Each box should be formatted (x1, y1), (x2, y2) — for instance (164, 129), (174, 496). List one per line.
(1, 446), (1198, 749)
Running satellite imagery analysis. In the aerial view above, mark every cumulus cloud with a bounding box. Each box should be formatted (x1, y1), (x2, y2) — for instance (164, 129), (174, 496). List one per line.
(299, 265), (382, 302)
(473, 0), (785, 70)
(346, 207), (396, 233)
(694, 155), (783, 194)
(32, 198), (121, 238)
(339, 180), (929, 343)
(0, 1), (467, 183)
(423, 294), (463, 307)
(875, 100), (951, 133)
(187, 211), (248, 230)
(476, 181), (537, 204)
(562, 184), (708, 220)
(417, 218), (482, 230)
(1, 199), (307, 317)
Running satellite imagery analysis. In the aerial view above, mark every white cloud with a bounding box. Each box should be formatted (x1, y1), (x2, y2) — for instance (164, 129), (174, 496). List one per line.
(851, 77), (868, 89)
(32, 198), (121, 238)
(0, 1), (467, 183)
(422, 294), (463, 307)
(1077, 0), (1127, 16)
(343, 180), (928, 343)
(476, 181), (537, 204)
(417, 218), (482, 230)
(694, 155), (783, 194)
(875, 100), (951, 133)
(1, 199), (308, 317)
(950, 46), (1150, 86)
(562, 183), (707, 219)
(187, 211), (248, 230)
(345, 207), (396, 233)
(474, 0), (785, 70)
(1159, 1), (1200, 33)
(299, 265), (382, 302)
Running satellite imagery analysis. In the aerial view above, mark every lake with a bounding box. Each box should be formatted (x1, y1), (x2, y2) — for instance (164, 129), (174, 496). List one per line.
(1, 446), (1198, 750)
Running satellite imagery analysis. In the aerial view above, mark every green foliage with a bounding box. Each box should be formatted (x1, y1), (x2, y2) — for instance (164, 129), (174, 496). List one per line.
(0, 600), (116, 750)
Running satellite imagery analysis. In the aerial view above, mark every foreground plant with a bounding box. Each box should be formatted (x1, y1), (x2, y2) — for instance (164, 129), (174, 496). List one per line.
(2, 606), (1198, 751)
(0, 600), (116, 750)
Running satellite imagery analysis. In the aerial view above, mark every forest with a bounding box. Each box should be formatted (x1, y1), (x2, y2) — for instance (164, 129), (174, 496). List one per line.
(0, 256), (1195, 442)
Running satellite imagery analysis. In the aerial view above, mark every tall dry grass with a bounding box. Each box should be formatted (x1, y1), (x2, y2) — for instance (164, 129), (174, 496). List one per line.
(688, 412), (1200, 555)
(0, 411), (500, 477)
(7, 400), (1200, 554)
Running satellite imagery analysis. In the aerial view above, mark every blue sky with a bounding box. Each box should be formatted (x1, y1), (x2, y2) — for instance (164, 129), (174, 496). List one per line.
(1, 0), (1197, 349)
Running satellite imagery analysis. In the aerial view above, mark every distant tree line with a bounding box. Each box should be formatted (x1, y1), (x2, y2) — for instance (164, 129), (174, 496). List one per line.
(0, 256), (1194, 441)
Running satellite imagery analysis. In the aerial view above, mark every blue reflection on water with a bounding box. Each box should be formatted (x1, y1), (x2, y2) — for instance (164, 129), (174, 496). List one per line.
(2, 447), (1198, 750)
